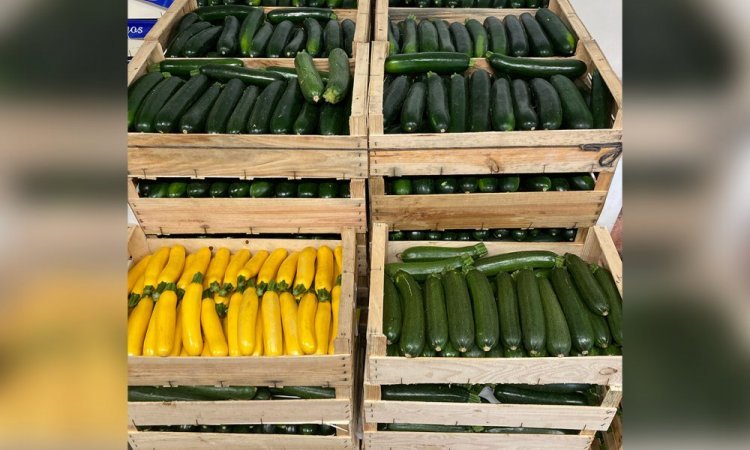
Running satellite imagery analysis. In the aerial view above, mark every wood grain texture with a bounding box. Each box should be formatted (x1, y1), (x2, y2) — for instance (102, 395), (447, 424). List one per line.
(129, 432), (353, 449)
(364, 431), (593, 450)
(129, 399), (351, 426)
(365, 400), (617, 431)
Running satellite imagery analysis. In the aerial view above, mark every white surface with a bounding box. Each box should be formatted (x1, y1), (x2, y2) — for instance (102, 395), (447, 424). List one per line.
(127, 0), (167, 58)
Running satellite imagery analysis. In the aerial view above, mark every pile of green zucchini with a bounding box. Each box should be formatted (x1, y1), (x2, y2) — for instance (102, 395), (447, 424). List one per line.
(137, 178), (351, 198)
(129, 47), (351, 134)
(137, 423), (336, 435)
(129, 385), (335, 402)
(390, 228), (577, 242)
(197, 0), (357, 7)
(385, 173), (595, 194)
(387, 0), (548, 6)
(166, 6), (355, 58)
(387, 9), (576, 57)
(383, 245), (622, 357)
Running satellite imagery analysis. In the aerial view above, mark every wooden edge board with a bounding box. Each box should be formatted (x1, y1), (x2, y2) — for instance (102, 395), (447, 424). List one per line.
(363, 431), (593, 450)
(129, 432), (353, 449)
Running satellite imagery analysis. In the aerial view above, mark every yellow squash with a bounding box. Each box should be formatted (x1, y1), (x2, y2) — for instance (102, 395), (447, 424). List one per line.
(297, 292), (318, 355)
(226, 292), (243, 356)
(279, 292), (302, 355)
(237, 250), (269, 290)
(328, 284), (342, 354)
(256, 248), (288, 296)
(220, 249), (251, 295)
(204, 247), (231, 293)
(261, 291), (283, 356)
(292, 247), (317, 296)
(174, 253), (196, 295)
(201, 298), (228, 356)
(314, 300), (332, 355)
(127, 296), (154, 356)
(128, 273), (146, 307)
(128, 254), (152, 293)
(187, 247), (212, 285)
(251, 310), (264, 356)
(143, 246), (170, 296)
(334, 245), (343, 284)
(180, 348), (188, 356)
(181, 282), (204, 356)
(142, 304), (159, 356)
(170, 302), (183, 356)
(155, 245), (186, 296)
(275, 251), (300, 292)
(315, 246), (334, 301)
(238, 288), (259, 356)
(155, 290), (178, 356)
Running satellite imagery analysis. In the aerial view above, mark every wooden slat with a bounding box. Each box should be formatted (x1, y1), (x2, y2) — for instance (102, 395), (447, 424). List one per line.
(129, 432), (353, 449)
(134, 237), (341, 256)
(128, 133), (367, 149)
(364, 431), (593, 450)
(129, 399), (351, 426)
(365, 401), (616, 431)
(335, 229), (358, 354)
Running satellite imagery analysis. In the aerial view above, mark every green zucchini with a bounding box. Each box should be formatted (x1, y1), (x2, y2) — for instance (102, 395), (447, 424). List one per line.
(388, 23), (400, 55)
(465, 19), (488, 58)
(511, 229), (527, 241)
(401, 243), (487, 262)
(550, 267), (595, 354)
(457, 232), (472, 241)
(478, 177), (498, 193)
(550, 177), (570, 191)
(402, 17), (418, 54)
(194, 5), (254, 22)
(319, 100), (346, 135)
(128, 387), (207, 402)
(538, 277), (571, 356)
(449, 22), (472, 57)
(128, 72), (166, 130)
(520, 13), (553, 57)
(395, 271), (425, 357)
(391, 178), (412, 195)
(442, 269), (475, 352)
(485, 346), (504, 357)
(383, 75), (410, 126)
(166, 22), (212, 57)
(590, 69), (612, 129)
(486, 52), (587, 78)
(318, 181), (338, 198)
(199, 65), (286, 87)
(413, 178), (434, 194)
(293, 101), (320, 134)
(418, 20), (439, 52)
(504, 15), (529, 57)
(485, 17), (508, 56)
(283, 28), (306, 57)
(182, 25), (223, 57)
(432, 20), (454, 53)
(448, 74), (467, 133)
(496, 272), (522, 351)
(275, 181), (296, 198)
(436, 177), (458, 194)
(225, 85), (260, 134)
(569, 174), (595, 190)
(178, 385), (257, 400)
(323, 48), (351, 104)
(424, 275), (449, 352)
(469, 69), (491, 132)
(459, 176), (478, 193)
(516, 383), (592, 394)
(400, 81), (426, 133)
(386, 423), (469, 433)
(483, 427), (566, 435)
(426, 72), (450, 133)
(297, 181), (318, 198)
(383, 276), (403, 344)
(406, 231), (425, 241)
(475, 251), (561, 276)
(303, 18), (323, 57)
(299, 424), (319, 435)
(134, 76), (185, 133)
(270, 79), (303, 134)
(209, 181), (229, 197)
(523, 175), (551, 191)
(206, 78), (245, 133)
(462, 344), (485, 357)
(267, 20), (295, 57)
(386, 342), (400, 356)
(493, 385), (588, 406)
(490, 78), (515, 131)
(550, 74), (593, 129)
(267, 7), (337, 24)
(159, 58), (243, 77)
(342, 19), (355, 57)
(565, 253), (609, 315)
(529, 77), (562, 130)
(250, 180), (274, 198)
(466, 269), (500, 351)
(385, 52), (472, 75)
(248, 21), (273, 57)
(536, 8), (577, 56)
(174, 12), (200, 37)
(421, 345), (437, 357)
(323, 19), (342, 56)
(588, 305), (612, 348)
(515, 269), (546, 356)
(154, 74), (210, 133)
(238, 8), (265, 56)
(592, 265), (623, 345)
(228, 181), (250, 197)
(268, 386), (335, 399)
(247, 80), (286, 133)
(562, 228), (577, 242)
(295, 51), (325, 103)
(441, 340), (460, 357)
(217, 15), (240, 56)
(425, 231), (443, 240)
(511, 79), (538, 131)
(186, 181), (210, 197)
(166, 181), (187, 198)
(504, 346), (525, 358)
(386, 255), (472, 281)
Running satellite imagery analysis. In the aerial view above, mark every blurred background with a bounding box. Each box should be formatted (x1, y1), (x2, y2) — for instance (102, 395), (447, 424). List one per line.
(0, 0), (748, 448)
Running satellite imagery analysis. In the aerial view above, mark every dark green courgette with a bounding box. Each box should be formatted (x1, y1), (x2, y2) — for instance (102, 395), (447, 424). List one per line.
(400, 81), (426, 133)
(247, 80), (286, 133)
(424, 275), (449, 352)
(550, 267), (595, 354)
(504, 346), (525, 358)
(490, 77), (515, 131)
(449, 22), (472, 58)
(591, 264), (623, 345)
(469, 69), (491, 132)
(478, 177), (498, 193)
(194, 5), (254, 22)
(442, 269), (475, 352)
(523, 175), (552, 192)
(466, 268), (500, 351)
(303, 18), (323, 57)
(238, 8), (265, 56)
(128, 72), (166, 130)
(179, 81), (221, 133)
(250, 180), (274, 198)
(159, 58), (243, 77)
(564, 253), (609, 316)
(402, 17), (418, 54)
(134, 76), (185, 133)
(418, 20), (439, 53)
(186, 181), (210, 197)
(432, 19), (454, 53)
(383, 276), (402, 344)
(293, 101), (320, 134)
(275, 181), (296, 198)
(386, 423), (470, 433)
(496, 272), (522, 351)
(462, 344), (485, 357)
(323, 19), (342, 56)
(323, 48), (351, 104)
(538, 277), (572, 356)
(529, 77), (562, 130)
(266, 20), (295, 57)
(268, 386), (335, 399)
(426, 72), (450, 133)
(267, 7), (337, 24)
(520, 13), (553, 57)
(295, 51), (325, 102)
(536, 8), (577, 56)
(395, 271), (425, 357)
(448, 74), (468, 133)
(154, 74), (210, 133)
(385, 255), (472, 281)
(283, 28), (306, 57)
(319, 100), (346, 135)
(383, 75), (410, 126)
(504, 15), (529, 57)
(225, 85), (260, 133)
(248, 21), (273, 57)
(183, 26), (223, 57)
(401, 243), (487, 262)
(511, 79), (538, 131)
(474, 251), (562, 276)
(550, 74), (594, 129)
(486, 52), (587, 78)
(413, 178), (434, 195)
(441, 340), (460, 357)
(206, 78), (245, 133)
(588, 305), (612, 348)
(217, 15), (240, 56)
(493, 385), (588, 405)
(465, 19), (488, 58)
(342, 19), (355, 57)
(485, 17), (508, 56)
(297, 181), (318, 198)
(590, 69), (612, 129)
(270, 79), (303, 134)
(385, 52), (472, 75)
(516, 269), (546, 356)
(199, 65), (286, 87)
(209, 181), (229, 197)
(166, 21), (213, 57)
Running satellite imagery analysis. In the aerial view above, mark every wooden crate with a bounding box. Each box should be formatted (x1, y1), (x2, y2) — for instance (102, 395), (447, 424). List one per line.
(373, 0), (592, 44)
(146, 0), (372, 54)
(369, 174), (612, 231)
(363, 222), (622, 449)
(127, 40), (369, 180)
(127, 225), (360, 448)
(592, 414), (622, 450)
(128, 178), (366, 235)
(367, 39), (622, 177)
